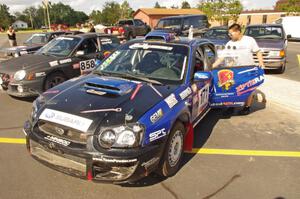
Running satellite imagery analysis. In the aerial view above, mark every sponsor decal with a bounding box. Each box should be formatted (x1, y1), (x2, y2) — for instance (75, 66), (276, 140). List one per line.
(49, 61), (59, 67)
(44, 135), (70, 146)
(39, 109), (93, 132)
(194, 73), (210, 80)
(59, 58), (72, 64)
(179, 87), (192, 100)
(149, 128), (167, 142)
(236, 75), (264, 95)
(92, 157), (137, 163)
(56, 37), (74, 41)
(218, 69), (235, 91)
(211, 102), (245, 106)
(164, 94), (178, 108)
(150, 108), (163, 124)
(101, 38), (112, 44)
(100, 51), (121, 69)
(35, 72), (46, 77)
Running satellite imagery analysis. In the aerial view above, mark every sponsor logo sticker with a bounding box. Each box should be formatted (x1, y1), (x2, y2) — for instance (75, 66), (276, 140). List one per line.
(179, 87), (192, 100)
(164, 94), (178, 108)
(39, 108), (93, 132)
(44, 135), (70, 146)
(59, 58), (72, 64)
(49, 61), (59, 67)
(149, 128), (167, 142)
(150, 108), (163, 123)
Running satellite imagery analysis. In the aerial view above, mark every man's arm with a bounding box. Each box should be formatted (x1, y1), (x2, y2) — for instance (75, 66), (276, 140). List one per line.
(212, 57), (224, 68)
(256, 51), (264, 68)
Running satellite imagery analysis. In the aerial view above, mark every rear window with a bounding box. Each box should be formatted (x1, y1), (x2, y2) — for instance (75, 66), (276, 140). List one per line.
(100, 37), (120, 51)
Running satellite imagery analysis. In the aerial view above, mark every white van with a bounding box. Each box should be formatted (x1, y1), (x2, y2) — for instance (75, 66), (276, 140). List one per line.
(275, 16), (300, 40)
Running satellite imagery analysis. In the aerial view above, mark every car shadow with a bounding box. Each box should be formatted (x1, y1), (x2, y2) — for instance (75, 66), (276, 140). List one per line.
(9, 95), (37, 103)
(122, 91), (267, 187)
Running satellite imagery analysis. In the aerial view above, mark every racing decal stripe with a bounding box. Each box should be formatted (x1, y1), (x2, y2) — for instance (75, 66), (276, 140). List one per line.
(186, 148), (300, 158)
(130, 83), (142, 100)
(0, 138), (26, 144)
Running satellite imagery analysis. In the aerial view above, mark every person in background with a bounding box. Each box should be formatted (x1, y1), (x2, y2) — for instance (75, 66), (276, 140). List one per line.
(7, 26), (17, 47)
(88, 23), (95, 33)
(212, 23), (264, 115)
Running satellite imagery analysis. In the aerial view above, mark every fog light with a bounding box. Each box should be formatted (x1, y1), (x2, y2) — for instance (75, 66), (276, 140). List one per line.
(17, 85), (24, 93)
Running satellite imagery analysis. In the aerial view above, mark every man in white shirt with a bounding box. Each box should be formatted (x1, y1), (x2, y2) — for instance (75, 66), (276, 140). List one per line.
(212, 23), (264, 115)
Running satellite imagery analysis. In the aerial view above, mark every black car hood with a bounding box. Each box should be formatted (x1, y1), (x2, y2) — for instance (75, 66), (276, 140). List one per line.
(0, 54), (60, 74)
(255, 38), (285, 49)
(39, 74), (177, 133)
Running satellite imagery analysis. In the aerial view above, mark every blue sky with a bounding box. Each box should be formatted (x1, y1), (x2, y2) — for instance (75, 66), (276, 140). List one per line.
(1, 0), (278, 14)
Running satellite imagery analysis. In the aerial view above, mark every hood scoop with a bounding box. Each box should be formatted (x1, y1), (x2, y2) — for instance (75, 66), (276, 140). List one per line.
(84, 76), (136, 96)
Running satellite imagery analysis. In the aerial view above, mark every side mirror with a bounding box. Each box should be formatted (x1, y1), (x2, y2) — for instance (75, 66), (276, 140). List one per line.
(287, 34), (291, 39)
(194, 71), (212, 82)
(76, 50), (85, 56)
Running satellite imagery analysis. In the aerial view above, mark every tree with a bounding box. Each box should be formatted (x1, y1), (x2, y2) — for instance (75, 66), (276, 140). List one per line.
(154, 2), (161, 8)
(100, 1), (121, 25)
(181, 1), (191, 9)
(198, 0), (243, 25)
(276, 0), (300, 15)
(90, 10), (102, 24)
(0, 4), (13, 28)
(120, 1), (134, 19)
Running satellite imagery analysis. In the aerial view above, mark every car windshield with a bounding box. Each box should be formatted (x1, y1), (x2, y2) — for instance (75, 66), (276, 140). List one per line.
(25, 33), (48, 44)
(157, 19), (182, 29)
(95, 43), (188, 84)
(245, 26), (283, 39)
(36, 37), (80, 57)
(204, 29), (229, 39)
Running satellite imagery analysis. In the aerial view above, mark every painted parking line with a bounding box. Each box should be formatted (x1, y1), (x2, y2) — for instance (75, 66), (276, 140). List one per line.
(187, 148), (300, 158)
(0, 137), (26, 144)
(1, 137), (300, 158)
(297, 54), (300, 67)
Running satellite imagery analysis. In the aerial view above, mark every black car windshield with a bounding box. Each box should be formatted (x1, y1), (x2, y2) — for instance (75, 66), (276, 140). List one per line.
(36, 37), (80, 57)
(245, 26), (284, 39)
(25, 33), (48, 44)
(157, 19), (182, 29)
(95, 43), (189, 83)
(204, 28), (229, 39)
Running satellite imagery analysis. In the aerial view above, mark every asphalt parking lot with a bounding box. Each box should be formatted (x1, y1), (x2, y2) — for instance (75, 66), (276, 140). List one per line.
(0, 33), (300, 199)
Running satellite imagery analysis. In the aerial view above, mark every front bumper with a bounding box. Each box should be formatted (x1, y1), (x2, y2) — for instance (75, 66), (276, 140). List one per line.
(24, 121), (164, 183)
(6, 79), (43, 97)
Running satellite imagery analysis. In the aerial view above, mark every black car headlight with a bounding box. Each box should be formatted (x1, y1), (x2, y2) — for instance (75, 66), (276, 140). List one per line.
(98, 124), (144, 149)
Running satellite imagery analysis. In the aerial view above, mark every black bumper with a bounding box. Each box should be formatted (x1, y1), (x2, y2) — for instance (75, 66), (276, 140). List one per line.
(6, 79), (43, 97)
(24, 121), (164, 184)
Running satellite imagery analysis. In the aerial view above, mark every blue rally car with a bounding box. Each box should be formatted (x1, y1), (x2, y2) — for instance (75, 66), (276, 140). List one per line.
(23, 31), (264, 183)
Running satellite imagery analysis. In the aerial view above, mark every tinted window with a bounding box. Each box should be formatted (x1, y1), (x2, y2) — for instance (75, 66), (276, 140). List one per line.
(134, 19), (145, 26)
(118, 20), (134, 26)
(26, 34), (48, 44)
(184, 16), (208, 29)
(77, 39), (97, 54)
(157, 18), (182, 29)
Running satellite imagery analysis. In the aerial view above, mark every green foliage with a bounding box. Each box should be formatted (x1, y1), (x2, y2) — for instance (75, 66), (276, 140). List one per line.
(198, 0), (243, 25)
(277, 0), (300, 14)
(0, 4), (14, 28)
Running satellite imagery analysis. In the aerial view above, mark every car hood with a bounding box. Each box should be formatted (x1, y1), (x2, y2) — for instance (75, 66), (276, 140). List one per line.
(37, 74), (177, 133)
(255, 38), (285, 49)
(0, 54), (61, 74)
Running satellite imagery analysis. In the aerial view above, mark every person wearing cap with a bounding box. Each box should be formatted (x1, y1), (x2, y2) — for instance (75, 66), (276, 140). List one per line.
(212, 23), (264, 115)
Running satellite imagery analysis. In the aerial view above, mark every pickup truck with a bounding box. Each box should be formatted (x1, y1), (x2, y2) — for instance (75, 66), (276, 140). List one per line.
(104, 19), (151, 40)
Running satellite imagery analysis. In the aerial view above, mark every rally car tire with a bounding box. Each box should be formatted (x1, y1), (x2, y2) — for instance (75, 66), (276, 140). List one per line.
(44, 72), (66, 91)
(158, 121), (185, 177)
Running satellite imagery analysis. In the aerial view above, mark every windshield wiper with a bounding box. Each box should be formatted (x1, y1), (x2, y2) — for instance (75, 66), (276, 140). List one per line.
(120, 72), (163, 85)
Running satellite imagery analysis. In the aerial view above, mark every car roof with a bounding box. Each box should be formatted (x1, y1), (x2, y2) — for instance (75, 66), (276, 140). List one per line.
(246, 24), (283, 28)
(159, 14), (206, 20)
(125, 36), (213, 48)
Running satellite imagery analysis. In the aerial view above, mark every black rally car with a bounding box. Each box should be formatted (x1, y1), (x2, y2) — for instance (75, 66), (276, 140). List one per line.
(0, 33), (120, 97)
(0, 31), (82, 58)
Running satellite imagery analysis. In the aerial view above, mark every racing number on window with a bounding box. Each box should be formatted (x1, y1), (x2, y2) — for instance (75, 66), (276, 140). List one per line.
(198, 84), (209, 113)
(80, 59), (96, 72)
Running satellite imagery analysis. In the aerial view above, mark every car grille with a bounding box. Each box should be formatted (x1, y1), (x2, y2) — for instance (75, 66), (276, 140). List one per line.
(38, 121), (88, 145)
(253, 50), (283, 63)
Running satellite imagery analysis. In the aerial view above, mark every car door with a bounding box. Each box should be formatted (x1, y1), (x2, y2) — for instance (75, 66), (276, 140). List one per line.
(190, 44), (212, 122)
(209, 65), (264, 108)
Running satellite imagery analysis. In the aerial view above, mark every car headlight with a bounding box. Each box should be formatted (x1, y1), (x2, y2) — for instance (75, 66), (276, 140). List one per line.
(14, 52), (19, 57)
(14, 70), (26, 81)
(98, 124), (144, 148)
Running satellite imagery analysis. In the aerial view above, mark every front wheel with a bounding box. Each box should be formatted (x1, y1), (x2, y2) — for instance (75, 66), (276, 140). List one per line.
(44, 72), (66, 91)
(158, 122), (185, 177)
